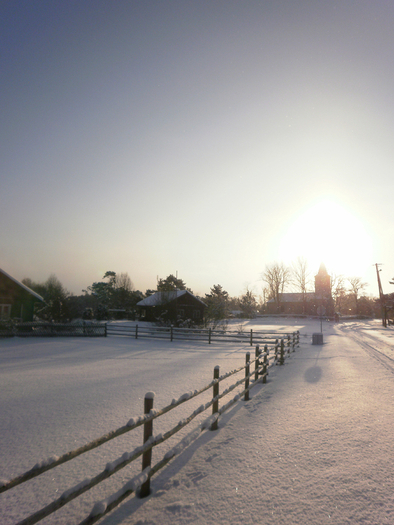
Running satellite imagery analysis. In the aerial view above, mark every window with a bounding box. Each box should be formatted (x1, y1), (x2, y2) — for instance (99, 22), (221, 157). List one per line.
(0, 304), (11, 319)
(193, 309), (201, 319)
(177, 309), (185, 317)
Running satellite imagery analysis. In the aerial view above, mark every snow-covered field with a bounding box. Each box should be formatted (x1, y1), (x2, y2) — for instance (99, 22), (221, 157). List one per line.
(2, 317), (394, 524)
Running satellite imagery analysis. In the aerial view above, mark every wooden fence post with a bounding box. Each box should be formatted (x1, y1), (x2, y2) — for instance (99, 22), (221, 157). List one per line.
(275, 339), (279, 362)
(254, 345), (260, 381)
(135, 324), (138, 339)
(140, 392), (154, 498)
(263, 344), (268, 383)
(170, 325), (173, 342)
(292, 331), (296, 352)
(211, 366), (220, 431)
(104, 323), (107, 337)
(244, 352), (250, 401)
(280, 339), (285, 365)
(208, 328), (212, 344)
(250, 329), (253, 346)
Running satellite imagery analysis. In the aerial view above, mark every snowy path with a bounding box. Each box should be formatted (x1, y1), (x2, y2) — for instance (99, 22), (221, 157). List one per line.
(2, 319), (394, 524)
(103, 324), (394, 525)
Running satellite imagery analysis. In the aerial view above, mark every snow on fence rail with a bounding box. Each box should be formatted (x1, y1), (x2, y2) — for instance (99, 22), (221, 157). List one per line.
(0, 337), (299, 525)
(107, 323), (299, 347)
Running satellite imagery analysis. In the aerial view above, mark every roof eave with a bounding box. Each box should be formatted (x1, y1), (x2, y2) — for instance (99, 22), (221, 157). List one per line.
(0, 268), (45, 302)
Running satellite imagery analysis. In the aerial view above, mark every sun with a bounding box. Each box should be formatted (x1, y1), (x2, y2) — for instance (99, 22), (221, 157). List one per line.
(278, 198), (374, 278)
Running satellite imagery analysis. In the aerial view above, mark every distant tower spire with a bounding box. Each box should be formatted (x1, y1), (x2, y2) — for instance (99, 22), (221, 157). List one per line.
(315, 263), (330, 296)
(314, 263), (334, 315)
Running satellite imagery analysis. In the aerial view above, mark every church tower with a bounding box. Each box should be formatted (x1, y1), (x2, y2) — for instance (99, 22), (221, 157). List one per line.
(314, 263), (334, 315)
(315, 263), (331, 298)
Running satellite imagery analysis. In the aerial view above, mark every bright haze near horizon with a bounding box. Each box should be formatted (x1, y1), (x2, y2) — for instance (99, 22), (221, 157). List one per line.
(1, 1), (393, 298)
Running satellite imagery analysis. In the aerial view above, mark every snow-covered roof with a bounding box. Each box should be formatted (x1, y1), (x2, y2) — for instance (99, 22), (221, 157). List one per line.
(137, 290), (206, 307)
(0, 268), (44, 302)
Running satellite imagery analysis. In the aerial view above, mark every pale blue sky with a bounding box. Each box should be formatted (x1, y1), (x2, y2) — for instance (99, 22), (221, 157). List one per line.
(1, 1), (393, 297)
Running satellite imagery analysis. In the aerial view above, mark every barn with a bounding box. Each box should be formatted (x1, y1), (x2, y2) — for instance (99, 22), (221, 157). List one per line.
(0, 268), (44, 322)
(137, 290), (206, 324)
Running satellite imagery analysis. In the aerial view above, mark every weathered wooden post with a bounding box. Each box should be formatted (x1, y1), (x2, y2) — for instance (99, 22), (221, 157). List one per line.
(287, 334), (291, 354)
(263, 344), (269, 383)
(292, 331), (296, 352)
(208, 328), (212, 344)
(170, 325), (173, 342)
(275, 339), (279, 362)
(104, 323), (107, 337)
(244, 352), (250, 401)
(280, 339), (285, 365)
(254, 345), (260, 381)
(140, 392), (154, 498)
(211, 366), (220, 431)
(250, 329), (253, 346)
(135, 324), (138, 339)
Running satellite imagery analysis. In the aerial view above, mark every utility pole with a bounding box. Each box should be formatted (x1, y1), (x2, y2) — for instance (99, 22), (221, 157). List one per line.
(375, 263), (387, 327)
(175, 270), (178, 321)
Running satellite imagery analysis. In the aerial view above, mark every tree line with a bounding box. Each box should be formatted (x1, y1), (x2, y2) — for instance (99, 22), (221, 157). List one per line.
(21, 272), (255, 324)
(261, 258), (380, 317)
(22, 258), (386, 323)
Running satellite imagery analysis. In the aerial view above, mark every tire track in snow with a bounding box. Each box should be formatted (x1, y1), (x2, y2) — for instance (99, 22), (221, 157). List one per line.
(338, 326), (394, 375)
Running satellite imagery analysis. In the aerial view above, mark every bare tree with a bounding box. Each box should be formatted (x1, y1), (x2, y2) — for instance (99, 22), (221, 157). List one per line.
(261, 262), (291, 311)
(348, 277), (367, 315)
(291, 257), (311, 292)
(259, 286), (270, 313)
(115, 272), (134, 292)
(331, 274), (346, 313)
(291, 257), (311, 313)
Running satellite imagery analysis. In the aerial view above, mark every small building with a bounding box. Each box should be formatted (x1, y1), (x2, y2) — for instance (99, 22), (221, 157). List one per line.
(0, 268), (44, 322)
(267, 292), (315, 315)
(137, 290), (206, 324)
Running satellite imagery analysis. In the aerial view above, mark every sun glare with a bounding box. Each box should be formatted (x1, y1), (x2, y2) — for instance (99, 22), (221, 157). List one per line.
(278, 199), (374, 278)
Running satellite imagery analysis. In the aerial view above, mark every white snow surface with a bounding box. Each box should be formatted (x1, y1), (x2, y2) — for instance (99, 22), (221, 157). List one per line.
(2, 317), (394, 524)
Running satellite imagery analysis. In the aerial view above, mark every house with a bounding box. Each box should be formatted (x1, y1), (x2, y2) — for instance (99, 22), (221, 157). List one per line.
(137, 290), (206, 324)
(0, 268), (44, 322)
(266, 263), (334, 316)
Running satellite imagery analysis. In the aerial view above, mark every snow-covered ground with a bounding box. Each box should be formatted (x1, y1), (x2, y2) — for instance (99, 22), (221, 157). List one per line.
(1, 317), (394, 524)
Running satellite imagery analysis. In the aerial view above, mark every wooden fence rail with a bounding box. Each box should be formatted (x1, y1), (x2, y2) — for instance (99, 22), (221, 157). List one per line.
(0, 322), (106, 338)
(0, 322), (300, 350)
(1, 336), (299, 525)
(107, 323), (300, 347)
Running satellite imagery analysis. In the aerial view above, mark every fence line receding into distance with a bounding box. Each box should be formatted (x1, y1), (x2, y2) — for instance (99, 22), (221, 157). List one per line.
(0, 321), (300, 349)
(0, 334), (299, 525)
(107, 323), (299, 347)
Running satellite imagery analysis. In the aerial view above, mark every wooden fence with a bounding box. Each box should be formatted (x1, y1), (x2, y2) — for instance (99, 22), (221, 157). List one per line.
(0, 322), (106, 338)
(0, 337), (299, 525)
(0, 322), (300, 350)
(107, 323), (299, 347)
